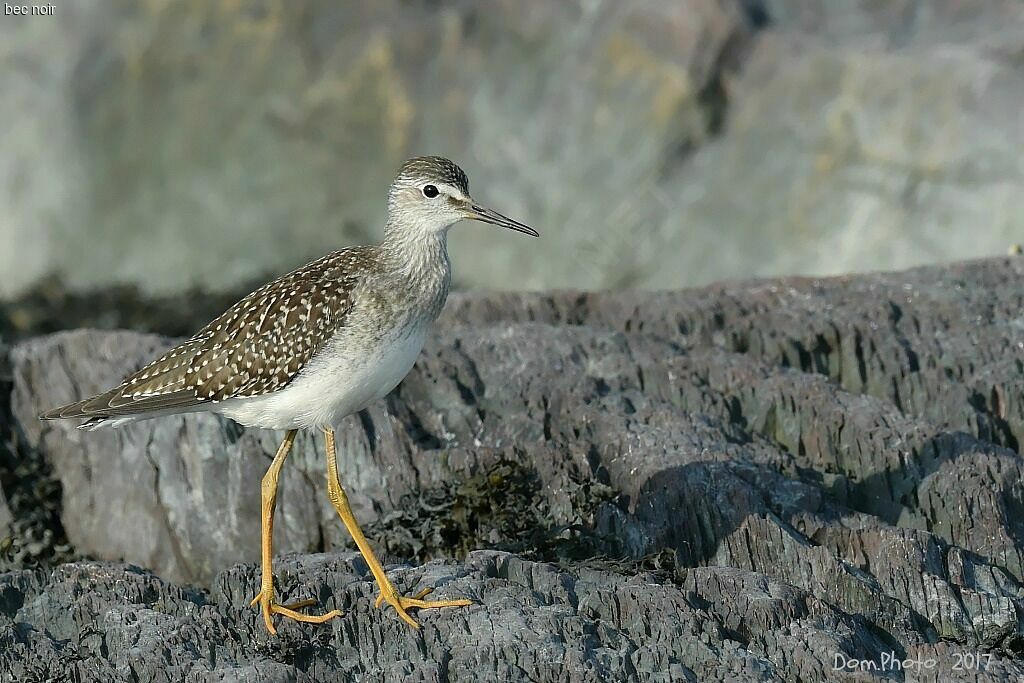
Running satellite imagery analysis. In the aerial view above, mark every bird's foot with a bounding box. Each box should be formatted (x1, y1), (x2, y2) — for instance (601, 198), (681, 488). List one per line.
(250, 589), (342, 635)
(374, 585), (472, 628)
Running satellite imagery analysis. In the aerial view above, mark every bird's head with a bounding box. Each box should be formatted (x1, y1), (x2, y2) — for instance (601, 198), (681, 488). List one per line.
(386, 156), (539, 239)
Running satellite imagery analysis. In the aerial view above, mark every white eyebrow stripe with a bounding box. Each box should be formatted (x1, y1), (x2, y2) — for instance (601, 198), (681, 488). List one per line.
(429, 182), (468, 202)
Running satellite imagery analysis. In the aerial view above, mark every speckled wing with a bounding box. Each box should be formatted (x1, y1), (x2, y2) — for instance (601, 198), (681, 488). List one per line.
(40, 249), (368, 421)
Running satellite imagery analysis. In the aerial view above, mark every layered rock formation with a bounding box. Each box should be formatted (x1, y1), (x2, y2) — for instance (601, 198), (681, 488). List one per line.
(2, 257), (1023, 681)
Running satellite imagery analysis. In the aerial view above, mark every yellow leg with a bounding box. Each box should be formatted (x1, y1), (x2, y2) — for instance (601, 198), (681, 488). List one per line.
(322, 427), (471, 628)
(250, 429), (342, 634)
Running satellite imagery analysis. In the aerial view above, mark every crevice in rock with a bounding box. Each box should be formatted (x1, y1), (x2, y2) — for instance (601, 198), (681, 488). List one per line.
(0, 344), (74, 570)
(140, 429), (193, 582)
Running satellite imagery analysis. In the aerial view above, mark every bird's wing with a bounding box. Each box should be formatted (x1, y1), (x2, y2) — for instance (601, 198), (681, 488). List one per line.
(40, 249), (368, 421)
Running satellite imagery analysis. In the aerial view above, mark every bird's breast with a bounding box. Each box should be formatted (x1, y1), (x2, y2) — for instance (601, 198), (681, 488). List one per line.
(215, 269), (446, 431)
(287, 321), (428, 427)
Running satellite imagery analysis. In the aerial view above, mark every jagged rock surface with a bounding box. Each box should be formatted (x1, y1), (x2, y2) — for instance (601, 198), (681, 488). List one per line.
(4, 257), (1024, 681)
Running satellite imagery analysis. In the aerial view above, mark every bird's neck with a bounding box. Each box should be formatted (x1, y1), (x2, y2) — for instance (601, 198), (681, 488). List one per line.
(379, 225), (452, 318)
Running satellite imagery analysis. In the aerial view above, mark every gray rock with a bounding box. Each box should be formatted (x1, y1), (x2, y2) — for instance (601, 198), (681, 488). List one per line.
(1, 552), (1021, 682)
(0, 0), (749, 299)
(0, 343), (10, 540)
(637, 0), (1024, 289)
(758, 0), (1024, 47)
(0, 488), (10, 541)
(6, 256), (1024, 679)
(7, 0), (1024, 301)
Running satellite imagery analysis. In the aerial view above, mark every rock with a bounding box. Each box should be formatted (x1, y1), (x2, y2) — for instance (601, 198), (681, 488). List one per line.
(11, 330), (327, 585)
(2, 551), (1020, 683)
(645, 0), (1024, 288)
(757, 0), (1024, 47)
(0, 0), (750, 299)
(6, 256), (1024, 679)
(0, 344), (10, 541)
(0, 338), (73, 572)
(0, 488), (10, 542)
(5, 0), (1024, 300)
(0, 341), (8, 534)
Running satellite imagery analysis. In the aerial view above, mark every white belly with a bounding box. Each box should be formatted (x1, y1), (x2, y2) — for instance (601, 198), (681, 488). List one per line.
(216, 326), (428, 430)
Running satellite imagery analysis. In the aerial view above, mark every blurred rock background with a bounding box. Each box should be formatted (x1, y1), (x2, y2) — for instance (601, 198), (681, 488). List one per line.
(2, 0), (1022, 303)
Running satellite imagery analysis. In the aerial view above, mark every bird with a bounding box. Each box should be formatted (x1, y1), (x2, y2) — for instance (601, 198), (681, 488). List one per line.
(40, 156), (539, 634)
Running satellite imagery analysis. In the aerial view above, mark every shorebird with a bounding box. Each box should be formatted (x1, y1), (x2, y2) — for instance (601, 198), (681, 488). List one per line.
(40, 156), (538, 633)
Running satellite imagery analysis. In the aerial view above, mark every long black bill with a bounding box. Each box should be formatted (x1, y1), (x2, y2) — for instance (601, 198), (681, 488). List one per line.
(467, 204), (540, 237)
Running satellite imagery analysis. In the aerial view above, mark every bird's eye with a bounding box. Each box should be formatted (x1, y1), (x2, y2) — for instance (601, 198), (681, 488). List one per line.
(422, 185), (439, 198)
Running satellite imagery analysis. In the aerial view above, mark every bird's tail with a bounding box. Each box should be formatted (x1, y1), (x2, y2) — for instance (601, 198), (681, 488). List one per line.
(40, 391), (116, 422)
(40, 391), (139, 430)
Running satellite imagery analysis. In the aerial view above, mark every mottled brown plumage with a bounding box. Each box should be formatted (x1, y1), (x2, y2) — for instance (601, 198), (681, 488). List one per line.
(41, 248), (371, 422)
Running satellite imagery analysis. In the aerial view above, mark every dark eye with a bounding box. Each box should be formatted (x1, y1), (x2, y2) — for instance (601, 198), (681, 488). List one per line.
(422, 184), (439, 198)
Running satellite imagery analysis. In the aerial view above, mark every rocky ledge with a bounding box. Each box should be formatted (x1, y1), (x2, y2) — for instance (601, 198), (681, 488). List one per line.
(3, 257), (1024, 682)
